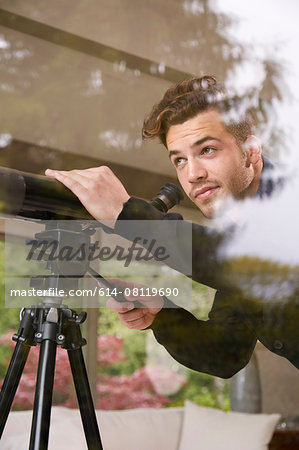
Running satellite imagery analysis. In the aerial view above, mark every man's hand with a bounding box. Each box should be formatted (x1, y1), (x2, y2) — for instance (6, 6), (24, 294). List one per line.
(45, 166), (130, 224)
(105, 278), (164, 330)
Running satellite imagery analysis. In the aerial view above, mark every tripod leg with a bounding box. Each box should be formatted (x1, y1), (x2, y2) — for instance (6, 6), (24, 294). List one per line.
(68, 348), (103, 450)
(0, 341), (30, 437)
(0, 307), (36, 438)
(29, 338), (57, 450)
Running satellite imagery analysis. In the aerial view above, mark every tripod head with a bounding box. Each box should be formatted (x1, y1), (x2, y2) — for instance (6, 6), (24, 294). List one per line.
(25, 219), (103, 309)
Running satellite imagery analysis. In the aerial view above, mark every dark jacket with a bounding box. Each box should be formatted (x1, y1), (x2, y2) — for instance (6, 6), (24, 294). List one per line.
(117, 157), (299, 377)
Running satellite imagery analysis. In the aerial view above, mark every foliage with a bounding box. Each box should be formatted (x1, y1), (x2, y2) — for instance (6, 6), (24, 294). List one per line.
(0, 331), (186, 411)
(98, 306), (147, 375)
(169, 369), (230, 411)
(96, 365), (186, 410)
(0, 241), (21, 336)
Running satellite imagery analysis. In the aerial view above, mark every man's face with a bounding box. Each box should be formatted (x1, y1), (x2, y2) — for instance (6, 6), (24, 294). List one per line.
(166, 109), (255, 218)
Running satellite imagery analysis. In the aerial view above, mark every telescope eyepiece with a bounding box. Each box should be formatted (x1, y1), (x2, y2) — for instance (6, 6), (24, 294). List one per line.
(151, 182), (183, 212)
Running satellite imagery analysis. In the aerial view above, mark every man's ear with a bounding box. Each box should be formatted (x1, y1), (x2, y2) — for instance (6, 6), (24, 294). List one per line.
(243, 135), (262, 166)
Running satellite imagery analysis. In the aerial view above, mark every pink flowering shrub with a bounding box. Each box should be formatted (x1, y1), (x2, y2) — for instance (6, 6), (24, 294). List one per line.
(0, 331), (186, 411)
(95, 365), (186, 410)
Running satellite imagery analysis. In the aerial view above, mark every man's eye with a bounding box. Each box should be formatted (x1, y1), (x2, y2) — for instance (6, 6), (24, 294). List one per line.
(173, 157), (186, 167)
(202, 147), (215, 155)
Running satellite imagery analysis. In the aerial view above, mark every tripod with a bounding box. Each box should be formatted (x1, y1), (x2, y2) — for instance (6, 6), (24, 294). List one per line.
(0, 182), (183, 449)
(0, 220), (111, 449)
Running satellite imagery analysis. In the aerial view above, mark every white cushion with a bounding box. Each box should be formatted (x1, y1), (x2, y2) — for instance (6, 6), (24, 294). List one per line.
(179, 400), (280, 450)
(97, 407), (183, 450)
(1, 406), (184, 450)
(1, 408), (86, 450)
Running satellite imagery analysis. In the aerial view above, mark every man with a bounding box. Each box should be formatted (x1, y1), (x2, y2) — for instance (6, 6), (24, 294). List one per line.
(46, 75), (298, 377)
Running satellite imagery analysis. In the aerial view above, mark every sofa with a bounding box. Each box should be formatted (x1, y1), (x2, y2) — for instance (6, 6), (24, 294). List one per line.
(1, 401), (281, 450)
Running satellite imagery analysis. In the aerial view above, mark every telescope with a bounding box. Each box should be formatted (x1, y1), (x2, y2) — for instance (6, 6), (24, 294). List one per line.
(0, 166), (183, 221)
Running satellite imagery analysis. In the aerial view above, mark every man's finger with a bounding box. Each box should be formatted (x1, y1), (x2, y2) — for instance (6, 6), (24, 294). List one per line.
(45, 169), (94, 189)
(106, 297), (135, 312)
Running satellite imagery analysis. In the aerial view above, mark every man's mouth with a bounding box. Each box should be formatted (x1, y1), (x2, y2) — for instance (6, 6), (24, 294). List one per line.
(193, 185), (220, 201)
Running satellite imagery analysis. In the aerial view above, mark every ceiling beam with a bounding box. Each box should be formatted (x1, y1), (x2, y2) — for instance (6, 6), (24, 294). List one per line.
(0, 8), (192, 83)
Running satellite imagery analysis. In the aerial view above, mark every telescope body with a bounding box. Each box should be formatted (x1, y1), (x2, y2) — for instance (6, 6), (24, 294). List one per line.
(0, 166), (94, 220)
(0, 166), (183, 221)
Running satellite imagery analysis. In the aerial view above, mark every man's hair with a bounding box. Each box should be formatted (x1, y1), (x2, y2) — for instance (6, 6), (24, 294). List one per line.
(142, 75), (254, 147)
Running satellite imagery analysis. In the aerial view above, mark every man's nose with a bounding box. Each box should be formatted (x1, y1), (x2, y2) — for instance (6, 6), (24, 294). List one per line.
(187, 159), (208, 182)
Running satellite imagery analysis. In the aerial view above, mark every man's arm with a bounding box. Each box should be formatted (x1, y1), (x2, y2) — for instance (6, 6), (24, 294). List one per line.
(108, 284), (257, 379)
(150, 291), (257, 379)
(117, 196), (235, 291)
